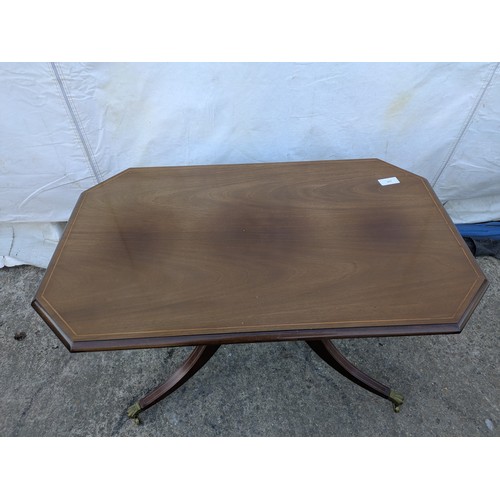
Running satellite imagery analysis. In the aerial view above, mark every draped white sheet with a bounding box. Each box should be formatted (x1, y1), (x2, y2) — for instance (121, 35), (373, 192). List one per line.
(1, 62), (499, 267)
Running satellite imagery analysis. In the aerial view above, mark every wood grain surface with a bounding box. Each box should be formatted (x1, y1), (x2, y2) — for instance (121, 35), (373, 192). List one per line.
(33, 160), (487, 351)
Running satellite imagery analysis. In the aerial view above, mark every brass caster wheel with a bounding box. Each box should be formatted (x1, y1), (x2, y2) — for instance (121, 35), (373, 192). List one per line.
(389, 390), (404, 413)
(127, 402), (142, 424)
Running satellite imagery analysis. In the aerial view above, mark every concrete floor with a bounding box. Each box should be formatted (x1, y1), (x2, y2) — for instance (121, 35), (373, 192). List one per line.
(0, 257), (498, 436)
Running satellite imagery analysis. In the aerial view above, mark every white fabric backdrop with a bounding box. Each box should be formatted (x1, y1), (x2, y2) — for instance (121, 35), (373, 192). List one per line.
(1, 62), (499, 267)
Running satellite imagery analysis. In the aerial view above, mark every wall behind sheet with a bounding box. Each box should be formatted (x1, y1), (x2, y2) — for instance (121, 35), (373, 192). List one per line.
(1, 62), (499, 267)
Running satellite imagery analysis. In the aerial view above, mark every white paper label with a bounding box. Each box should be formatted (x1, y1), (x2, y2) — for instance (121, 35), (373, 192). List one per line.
(378, 177), (400, 186)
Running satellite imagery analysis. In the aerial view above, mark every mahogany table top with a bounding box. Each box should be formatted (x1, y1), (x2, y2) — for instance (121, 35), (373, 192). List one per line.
(32, 159), (488, 352)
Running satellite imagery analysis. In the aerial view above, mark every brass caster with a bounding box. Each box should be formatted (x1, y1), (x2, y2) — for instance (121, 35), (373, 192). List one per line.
(389, 390), (404, 413)
(127, 402), (142, 424)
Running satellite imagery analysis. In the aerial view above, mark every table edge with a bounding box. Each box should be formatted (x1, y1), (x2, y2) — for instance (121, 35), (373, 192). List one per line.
(32, 276), (488, 352)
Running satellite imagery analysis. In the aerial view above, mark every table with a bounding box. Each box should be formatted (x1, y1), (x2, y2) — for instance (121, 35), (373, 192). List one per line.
(32, 159), (488, 422)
